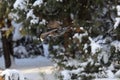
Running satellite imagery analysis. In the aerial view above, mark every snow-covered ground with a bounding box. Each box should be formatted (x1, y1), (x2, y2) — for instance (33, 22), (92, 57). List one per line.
(0, 56), (120, 80)
(0, 56), (57, 80)
(94, 79), (119, 80)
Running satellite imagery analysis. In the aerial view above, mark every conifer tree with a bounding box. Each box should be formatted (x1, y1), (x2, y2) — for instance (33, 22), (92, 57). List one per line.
(12, 0), (119, 79)
(0, 0), (15, 68)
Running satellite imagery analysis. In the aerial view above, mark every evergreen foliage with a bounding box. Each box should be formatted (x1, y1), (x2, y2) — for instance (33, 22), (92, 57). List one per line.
(0, 0), (16, 68)
(11, 0), (120, 79)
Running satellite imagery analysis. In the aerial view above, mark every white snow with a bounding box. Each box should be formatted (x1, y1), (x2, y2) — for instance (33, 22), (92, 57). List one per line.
(0, 69), (25, 80)
(106, 70), (114, 78)
(66, 59), (80, 68)
(114, 70), (120, 78)
(56, 0), (63, 2)
(14, 45), (28, 57)
(43, 43), (49, 58)
(0, 56), (56, 80)
(108, 63), (115, 71)
(30, 18), (39, 24)
(94, 79), (119, 80)
(116, 5), (120, 16)
(26, 9), (34, 19)
(114, 5), (120, 29)
(0, 48), (119, 80)
(33, 0), (43, 7)
(61, 70), (71, 80)
(101, 52), (109, 64)
(73, 29), (88, 42)
(12, 21), (23, 41)
(39, 19), (46, 25)
(89, 37), (101, 55)
(114, 18), (120, 29)
(13, 0), (28, 10)
(83, 44), (88, 53)
(70, 13), (74, 20)
(27, 9), (39, 24)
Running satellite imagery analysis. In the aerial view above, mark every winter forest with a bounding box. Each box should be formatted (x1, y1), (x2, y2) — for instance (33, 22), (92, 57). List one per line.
(0, 0), (120, 80)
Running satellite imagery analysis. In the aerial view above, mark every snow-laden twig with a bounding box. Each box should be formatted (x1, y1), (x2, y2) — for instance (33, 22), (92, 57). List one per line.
(0, 69), (26, 80)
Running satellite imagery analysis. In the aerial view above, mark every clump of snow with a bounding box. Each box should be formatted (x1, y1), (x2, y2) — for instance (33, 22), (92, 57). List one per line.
(70, 13), (74, 20)
(94, 78), (119, 80)
(0, 55), (55, 80)
(114, 18), (120, 29)
(14, 45), (28, 58)
(33, 0), (43, 7)
(39, 19), (47, 25)
(27, 9), (39, 24)
(116, 5), (120, 16)
(12, 21), (23, 41)
(73, 28), (88, 42)
(83, 43), (88, 53)
(56, 0), (63, 2)
(70, 68), (82, 75)
(13, 0), (28, 10)
(111, 40), (120, 52)
(89, 37), (101, 55)
(66, 59), (80, 68)
(108, 63), (115, 71)
(30, 18), (39, 24)
(101, 52), (109, 64)
(61, 70), (71, 80)
(53, 45), (59, 50)
(26, 9), (33, 19)
(106, 70), (114, 78)
(114, 70), (120, 78)
(114, 5), (120, 29)
(43, 43), (49, 58)
(0, 69), (25, 80)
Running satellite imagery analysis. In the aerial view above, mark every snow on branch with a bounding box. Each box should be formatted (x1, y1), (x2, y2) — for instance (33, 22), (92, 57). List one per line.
(14, 0), (28, 10)
(0, 69), (26, 80)
(12, 21), (23, 41)
(89, 37), (101, 55)
(117, 5), (120, 16)
(114, 18), (120, 29)
(33, 0), (43, 7)
(27, 9), (39, 24)
(114, 5), (120, 29)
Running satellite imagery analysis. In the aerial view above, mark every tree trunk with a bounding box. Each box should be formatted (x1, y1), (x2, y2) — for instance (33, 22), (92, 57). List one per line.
(1, 33), (13, 68)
